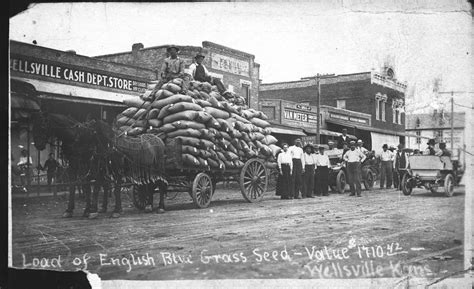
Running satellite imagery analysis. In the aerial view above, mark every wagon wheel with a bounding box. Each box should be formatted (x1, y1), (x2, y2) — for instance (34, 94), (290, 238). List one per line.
(132, 184), (147, 210)
(336, 170), (346, 194)
(401, 173), (412, 196)
(363, 168), (375, 190)
(240, 158), (268, 202)
(191, 173), (213, 208)
(444, 174), (454, 197)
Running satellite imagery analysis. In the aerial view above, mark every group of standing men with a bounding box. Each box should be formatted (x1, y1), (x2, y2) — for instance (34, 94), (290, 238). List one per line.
(276, 139), (333, 199)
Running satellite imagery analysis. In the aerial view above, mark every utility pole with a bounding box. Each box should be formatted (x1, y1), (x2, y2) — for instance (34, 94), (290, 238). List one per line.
(316, 74), (321, 144)
(450, 91), (454, 153)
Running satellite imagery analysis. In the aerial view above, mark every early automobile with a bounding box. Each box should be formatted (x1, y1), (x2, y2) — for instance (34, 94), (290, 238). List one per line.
(400, 155), (461, 197)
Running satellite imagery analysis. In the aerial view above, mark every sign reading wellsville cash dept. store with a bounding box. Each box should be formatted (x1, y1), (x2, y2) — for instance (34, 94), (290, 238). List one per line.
(10, 55), (148, 93)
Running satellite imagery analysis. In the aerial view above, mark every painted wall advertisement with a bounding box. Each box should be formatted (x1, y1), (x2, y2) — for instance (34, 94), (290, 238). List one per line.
(283, 108), (318, 125)
(211, 52), (250, 77)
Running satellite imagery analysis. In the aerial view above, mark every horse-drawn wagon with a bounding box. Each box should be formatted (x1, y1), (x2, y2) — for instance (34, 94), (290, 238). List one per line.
(117, 134), (269, 210)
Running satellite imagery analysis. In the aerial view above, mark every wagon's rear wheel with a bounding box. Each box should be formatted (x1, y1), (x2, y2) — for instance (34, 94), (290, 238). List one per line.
(444, 174), (454, 197)
(191, 172), (213, 208)
(240, 159), (268, 202)
(336, 170), (346, 194)
(132, 184), (147, 210)
(363, 168), (375, 190)
(401, 173), (412, 196)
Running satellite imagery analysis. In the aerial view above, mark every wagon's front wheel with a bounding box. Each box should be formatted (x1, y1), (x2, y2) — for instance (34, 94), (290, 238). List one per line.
(132, 184), (147, 210)
(444, 174), (454, 197)
(191, 172), (213, 208)
(240, 159), (268, 202)
(401, 173), (413, 196)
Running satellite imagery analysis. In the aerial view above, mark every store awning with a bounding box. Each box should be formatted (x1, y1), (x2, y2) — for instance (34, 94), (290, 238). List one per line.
(269, 127), (306, 136)
(38, 93), (127, 107)
(303, 128), (356, 139)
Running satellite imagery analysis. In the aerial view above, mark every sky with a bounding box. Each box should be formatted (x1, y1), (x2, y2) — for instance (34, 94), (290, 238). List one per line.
(9, 1), (473, 113)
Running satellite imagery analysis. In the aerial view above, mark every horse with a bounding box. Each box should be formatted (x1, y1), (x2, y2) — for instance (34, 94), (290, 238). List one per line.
(32, 112), (125, 218)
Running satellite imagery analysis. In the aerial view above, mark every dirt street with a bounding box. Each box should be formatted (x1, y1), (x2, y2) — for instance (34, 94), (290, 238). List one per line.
(11, 185), (465, 282)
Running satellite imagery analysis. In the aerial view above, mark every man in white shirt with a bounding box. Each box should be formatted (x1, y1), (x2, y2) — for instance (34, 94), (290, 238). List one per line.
(315, 146), (331, 196)
(379, 144), (395, 189)
(17, 149), (33, 186)
(288, 139), (304, 199)
(356, 139), (368, 154)
(277, 143), (293, 199)
(301, 144), (316, 198)
(188, 53), (226, 94)
(343, 141), (366, 196)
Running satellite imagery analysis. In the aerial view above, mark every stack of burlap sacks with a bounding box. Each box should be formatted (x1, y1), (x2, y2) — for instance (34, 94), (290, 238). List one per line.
(115, 78), (281, 170)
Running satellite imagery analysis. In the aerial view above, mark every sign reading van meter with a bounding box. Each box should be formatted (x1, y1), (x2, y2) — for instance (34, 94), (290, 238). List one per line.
(10, 56), (148, 93)
(283, 108), (318, 124)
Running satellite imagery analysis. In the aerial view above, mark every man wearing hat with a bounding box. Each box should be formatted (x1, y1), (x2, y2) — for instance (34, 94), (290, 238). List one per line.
(424, 139), (442, 156)
(301, 144), (316, 198)
(393, 144), (407, 190)
(343, 140), (366, 196)
(337, 128), (349, 149)
(379, 144), (394, 189)
(438, 142), (451, 157)
(289, 138), (304, 199)
(315, 145), (331, 196)
(159, 46), (186, 85)
(356, 139), (368, 154)
(188, 52), (227, 94)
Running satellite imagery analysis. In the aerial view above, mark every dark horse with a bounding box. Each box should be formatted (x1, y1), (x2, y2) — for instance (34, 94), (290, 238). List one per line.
(32, 112), (126, 218)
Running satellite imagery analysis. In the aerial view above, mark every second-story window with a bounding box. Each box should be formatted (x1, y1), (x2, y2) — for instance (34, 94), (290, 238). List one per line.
(336, 99), (346, 109)
(381, 100), (386, 122)
(242, 83), (250, 106)
(375, 99), (380, 120)
(416, 131), (421, 144)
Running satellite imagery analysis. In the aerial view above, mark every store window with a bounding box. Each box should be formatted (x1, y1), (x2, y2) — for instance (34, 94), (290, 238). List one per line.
(375, 99), (380, 120)
(336, 100), (346, 109)
(242, 84), (250, 106)
(261, 106), (275, 120)
(381, 101), (386, 122)
(415, 131), (421, 144)
(434, 130), (443, 142)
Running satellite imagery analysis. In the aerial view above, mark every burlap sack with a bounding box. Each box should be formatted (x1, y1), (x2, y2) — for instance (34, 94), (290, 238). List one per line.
(207, 118), (221, 130)
(148, 119), (162, 128)
(151, 94), (193, 110)
(182, 145), (199, 156)
(194, 99), (212, 107)
(231, 113), (250, 124)
(162, 82), (182, 94)
(173, 136), (201, 147)
(132, 120), (147, 127)
(201, 82), (212, 93)
(250, 117), (271, 128)
(221, 102), (239, 114)
(195, 111), (212, 123)
(196, 157), (209, 168)
(167, 102), (203, 114)
(209, 91), (223, 101)
(182, 154), (200, 166)
(132, 108), (148, 120)
(117, 115), (134, 126)
(199, 139), (216, 150)
(148, 108), (160, 119)
(167, 128), (201, 138)
(158, 123), (177, 133)
(172, 120), (206, 130)
(157, 103), (174, 120)
(224, 151), (239, 161)
(269, 144), (282, 156)
(123, 98), (146, 108)
(162, 110), (198, 124)
(263, 135), (278, 145)
(122, 107), (139, 118)
(199, 91), (211, 100)
(204, 107), (230, 119)
(216, 118), (233, 132)
(219, 131), (232, 141)
(208, 96), (223, 108)
(126, 127), (145, 137)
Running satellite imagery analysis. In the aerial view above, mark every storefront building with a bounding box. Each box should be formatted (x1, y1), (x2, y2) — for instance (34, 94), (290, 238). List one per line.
(406, 111), (466, 165)
(10, 40), (156, 184)
(94, 41), (260, 109)
(259, 67), (407, 152)
(258, 99), (361, 147)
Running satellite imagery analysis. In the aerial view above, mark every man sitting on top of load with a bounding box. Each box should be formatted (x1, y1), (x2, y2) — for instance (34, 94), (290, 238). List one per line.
(424, 139), (443, 156)
(188, 52), (227, 94)
(158, 45), (188, 93)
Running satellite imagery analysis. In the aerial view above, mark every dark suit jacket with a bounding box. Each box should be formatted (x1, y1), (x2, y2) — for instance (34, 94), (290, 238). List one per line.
(337, 135), (349, 149)
(394, 151), (407, 170)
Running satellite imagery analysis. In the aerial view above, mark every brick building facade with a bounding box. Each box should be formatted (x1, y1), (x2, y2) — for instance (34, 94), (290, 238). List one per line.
(259, 68), (408, 152)
(95, 41), (261, 109)
(10, 40), (155, 178)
